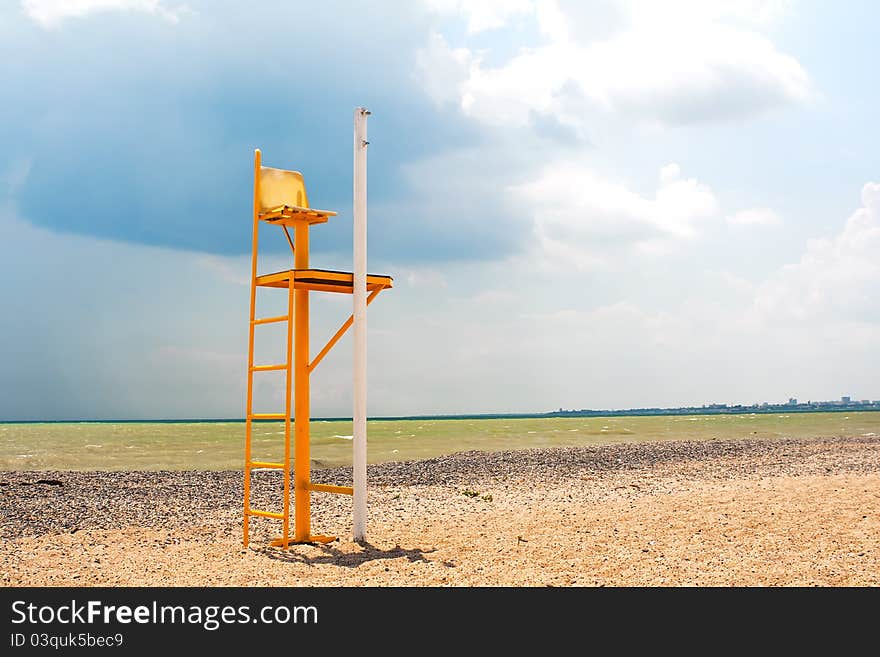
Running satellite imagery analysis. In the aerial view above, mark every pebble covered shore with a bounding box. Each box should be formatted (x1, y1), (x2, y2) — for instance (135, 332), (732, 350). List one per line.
(2, 436), (879, 586)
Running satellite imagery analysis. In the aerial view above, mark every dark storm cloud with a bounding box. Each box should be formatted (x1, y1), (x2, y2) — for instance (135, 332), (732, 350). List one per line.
(0, 1), (518, 263)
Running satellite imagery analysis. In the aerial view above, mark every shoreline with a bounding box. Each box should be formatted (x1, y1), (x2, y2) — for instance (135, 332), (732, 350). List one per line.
(4, 403), (879, 425)
(2, 435), (878, 586)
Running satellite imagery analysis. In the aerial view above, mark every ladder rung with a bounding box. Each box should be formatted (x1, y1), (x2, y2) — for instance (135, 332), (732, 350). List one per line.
(249, 461), (285, 469)
(307, 483), (354, 496)
(247, 508), (285, 520)
(251, 364), (288, 372)
(252, 315), (290, 325)
(249, 413), (288, 420)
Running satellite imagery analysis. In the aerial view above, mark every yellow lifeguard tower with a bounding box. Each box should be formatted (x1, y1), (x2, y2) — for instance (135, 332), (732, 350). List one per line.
(243, 109), (390, 548)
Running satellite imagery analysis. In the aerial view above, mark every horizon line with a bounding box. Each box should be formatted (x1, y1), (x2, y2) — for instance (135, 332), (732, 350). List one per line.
(2, 400), (879, 424)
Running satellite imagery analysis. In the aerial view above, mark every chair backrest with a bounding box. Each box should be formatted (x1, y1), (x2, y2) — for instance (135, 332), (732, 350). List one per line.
(258, 166), (310, 211)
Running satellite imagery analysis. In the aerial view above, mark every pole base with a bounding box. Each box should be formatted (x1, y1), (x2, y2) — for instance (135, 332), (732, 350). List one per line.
(269, 535), (336, 548)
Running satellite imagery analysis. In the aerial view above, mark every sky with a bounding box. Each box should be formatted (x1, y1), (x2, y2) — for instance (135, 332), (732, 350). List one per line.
(1, 0), (878, 420)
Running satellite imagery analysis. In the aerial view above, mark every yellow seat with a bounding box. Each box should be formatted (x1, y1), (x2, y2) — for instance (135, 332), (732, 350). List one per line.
(257, 165), (337, 226)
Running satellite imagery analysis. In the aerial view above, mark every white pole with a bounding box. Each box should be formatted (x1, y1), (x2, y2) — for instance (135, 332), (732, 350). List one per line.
(352, 107), (369, 542)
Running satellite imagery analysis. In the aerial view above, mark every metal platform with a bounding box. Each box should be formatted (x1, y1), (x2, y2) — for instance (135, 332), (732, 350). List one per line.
(255, 268), (393, 294)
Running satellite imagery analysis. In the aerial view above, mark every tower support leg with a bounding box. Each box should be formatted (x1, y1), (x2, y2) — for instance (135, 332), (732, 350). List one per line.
(293, 222), (311, 543)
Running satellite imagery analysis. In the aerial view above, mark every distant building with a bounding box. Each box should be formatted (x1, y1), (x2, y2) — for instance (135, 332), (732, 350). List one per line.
(842, 396), (851, 403)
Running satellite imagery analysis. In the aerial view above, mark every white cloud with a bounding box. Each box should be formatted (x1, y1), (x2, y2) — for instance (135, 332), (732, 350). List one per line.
(727, 208), (782, 226)
(513, 162), (719, 269)
(424, 0), (534, 34)
(415, 32), (472, 107)
(418, 0), (811, 128)
(21, 0), (192, 28)
(616, 0), (794, 28)
(399, 266), (449, 290)
(752, 182), (880, 323)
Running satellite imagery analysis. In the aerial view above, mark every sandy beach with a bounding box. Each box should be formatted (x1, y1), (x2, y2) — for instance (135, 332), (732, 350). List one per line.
(2, 435), (878, 586)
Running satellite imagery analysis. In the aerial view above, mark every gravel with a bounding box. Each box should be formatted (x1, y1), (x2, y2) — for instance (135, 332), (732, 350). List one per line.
(3, 435), (877, 540)
(3, 435), (879, 586)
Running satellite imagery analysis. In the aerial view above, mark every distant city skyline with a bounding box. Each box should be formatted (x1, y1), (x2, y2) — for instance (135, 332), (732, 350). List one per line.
(601, 395), (880, 410)
(551, 396), (880, 418)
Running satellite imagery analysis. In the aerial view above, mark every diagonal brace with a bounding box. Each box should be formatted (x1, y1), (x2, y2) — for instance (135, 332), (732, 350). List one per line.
(308, 288), (381, 374)
(282, 225), (295, 258)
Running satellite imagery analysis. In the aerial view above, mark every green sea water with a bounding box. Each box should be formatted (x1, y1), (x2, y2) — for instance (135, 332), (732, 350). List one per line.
(2, 412), (878, 471)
